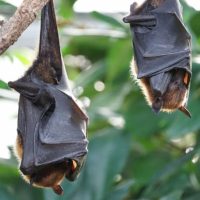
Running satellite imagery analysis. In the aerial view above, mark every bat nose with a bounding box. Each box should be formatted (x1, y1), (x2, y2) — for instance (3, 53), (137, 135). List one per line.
(152, 97), (163, 114)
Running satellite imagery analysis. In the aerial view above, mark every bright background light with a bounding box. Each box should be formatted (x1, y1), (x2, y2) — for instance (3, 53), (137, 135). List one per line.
(74, 0), (145, 13)
(10, 0), (200, 12)
(74, 0), (200, 12)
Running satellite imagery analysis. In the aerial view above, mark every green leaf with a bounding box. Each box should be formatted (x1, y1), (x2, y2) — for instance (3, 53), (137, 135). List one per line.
(0, 0), (16, 7)
(160, 190), (183, 200)
(91, 11), (125, 29)
(0, 80), (9, 89)
(106, 39), (132, 84)
(0, 162), (45, 200)
(74, 61), (106, 88)
(166, 98), (200, 139)
(106, 181), (134, 200)
(189, 12), (200, 41)
(124, 95), (171, 137)
(58, 0), (76, 19)
(66, 36), (111, 62)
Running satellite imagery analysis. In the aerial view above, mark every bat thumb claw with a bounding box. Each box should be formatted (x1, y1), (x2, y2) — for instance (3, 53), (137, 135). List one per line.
(123, 16), (130, 23)
(179, 106), (191, 118)
(8, 81), (16, 89)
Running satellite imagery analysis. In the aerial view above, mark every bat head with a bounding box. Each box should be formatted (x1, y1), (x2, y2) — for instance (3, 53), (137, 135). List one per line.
(131, 60), (191, 118)
(151, 69), (191, 117)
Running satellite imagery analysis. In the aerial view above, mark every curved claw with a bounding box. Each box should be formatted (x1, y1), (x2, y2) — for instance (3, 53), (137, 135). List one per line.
(53, 185), (63, 195)
(179, 106), (191, 118)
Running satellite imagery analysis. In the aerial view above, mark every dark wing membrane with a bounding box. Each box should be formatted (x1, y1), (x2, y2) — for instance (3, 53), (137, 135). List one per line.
(39, 87), (87, 144)
(123, 0), (191, 78)
(38, 0), (62, 82)
(9, 0), (88, 176)
(19, 98), (42, 174)
(36, 87), (88, 167)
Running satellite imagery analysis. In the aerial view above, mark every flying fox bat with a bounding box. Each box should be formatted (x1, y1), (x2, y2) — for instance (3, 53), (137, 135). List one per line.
(123, 0), (192, 117)
(8, 0), (88, 195)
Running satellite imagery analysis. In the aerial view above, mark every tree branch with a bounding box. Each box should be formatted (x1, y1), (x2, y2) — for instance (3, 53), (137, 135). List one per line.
(0, 0), (50, 55)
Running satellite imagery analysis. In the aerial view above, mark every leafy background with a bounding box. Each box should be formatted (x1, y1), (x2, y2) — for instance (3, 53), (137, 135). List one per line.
(0, 0), (200, 199)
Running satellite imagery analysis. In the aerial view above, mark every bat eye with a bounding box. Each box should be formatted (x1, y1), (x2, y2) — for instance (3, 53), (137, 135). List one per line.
(152, 97), (163, 114)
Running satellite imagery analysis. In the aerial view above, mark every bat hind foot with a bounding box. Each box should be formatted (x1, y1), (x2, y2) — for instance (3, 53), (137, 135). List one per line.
(52, 185), (63, 195)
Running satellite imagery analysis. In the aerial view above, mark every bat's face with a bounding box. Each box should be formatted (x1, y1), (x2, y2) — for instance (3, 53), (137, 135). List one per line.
(152, 70), (188, 112)
(131, 60), (191, 117)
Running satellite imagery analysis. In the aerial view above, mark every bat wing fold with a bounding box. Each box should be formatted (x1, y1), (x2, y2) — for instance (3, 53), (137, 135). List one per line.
(124, 0), (192, 78)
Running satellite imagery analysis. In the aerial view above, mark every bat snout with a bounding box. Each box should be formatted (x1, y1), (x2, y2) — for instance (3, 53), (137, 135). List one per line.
(152, 97), (163, 114)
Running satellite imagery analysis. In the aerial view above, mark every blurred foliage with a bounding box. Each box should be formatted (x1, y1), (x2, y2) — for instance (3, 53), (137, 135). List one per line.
(0, 0), (200, 200)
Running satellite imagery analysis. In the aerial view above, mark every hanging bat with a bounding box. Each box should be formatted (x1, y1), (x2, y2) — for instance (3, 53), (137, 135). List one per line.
(123, 0), (192, 117)
(8, 0), (88, 195)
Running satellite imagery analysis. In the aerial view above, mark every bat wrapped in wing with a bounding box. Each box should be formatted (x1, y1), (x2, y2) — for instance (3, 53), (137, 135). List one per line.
(123, 0), (192, 117)
(8, 0), (88, 195)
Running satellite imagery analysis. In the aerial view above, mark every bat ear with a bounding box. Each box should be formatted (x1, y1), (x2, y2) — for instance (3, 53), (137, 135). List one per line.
(152, 97), (163, 114)
(183, 72), (190, 87)
(65, 156), (86, 181)
(179, 106), (191, 118)
(130, 2), (138, 13)
(38, 0), (62, 82)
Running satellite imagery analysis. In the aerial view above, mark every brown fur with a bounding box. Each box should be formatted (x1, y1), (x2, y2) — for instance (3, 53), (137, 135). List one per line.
(150, 0), (164, 8)
(15, 134), (76, 195)
(130, 59), (188, 113)
(161, 71), (187, 111)
(32, 58), (58, 84)
(131, 0), (165, 14)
